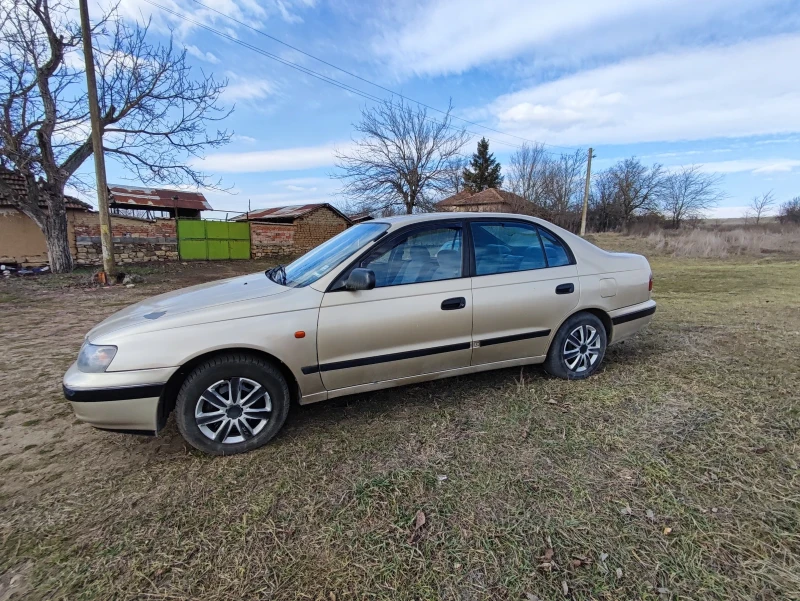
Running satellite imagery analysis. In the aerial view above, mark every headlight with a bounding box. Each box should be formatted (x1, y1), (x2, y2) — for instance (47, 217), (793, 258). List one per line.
(77, 343), (118, 373)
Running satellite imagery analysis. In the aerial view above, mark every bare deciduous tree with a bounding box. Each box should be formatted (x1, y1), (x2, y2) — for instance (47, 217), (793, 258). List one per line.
(0, 0), (230, 272)
(662, 165), (725, 228)
(749, 191), (775, 225)
(443, 155), (468, 197)
(506, 142), (548, 213)
(334, 99), (469, 214)
(543, 149), (586, 222)
(607, 157), (665, 225)
(589, 168), (624, 232)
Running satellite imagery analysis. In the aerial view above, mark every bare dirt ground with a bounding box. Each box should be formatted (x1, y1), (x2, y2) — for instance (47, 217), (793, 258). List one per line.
(0, 241), (798, 600)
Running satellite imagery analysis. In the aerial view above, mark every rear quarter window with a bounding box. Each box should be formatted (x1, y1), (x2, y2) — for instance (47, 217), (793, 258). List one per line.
(537, 227), (572, 267)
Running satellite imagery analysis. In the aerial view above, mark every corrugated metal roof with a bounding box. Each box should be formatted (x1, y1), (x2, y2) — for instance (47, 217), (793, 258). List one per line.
(234, 203), (351, 223)
(108, 184), (213, 211)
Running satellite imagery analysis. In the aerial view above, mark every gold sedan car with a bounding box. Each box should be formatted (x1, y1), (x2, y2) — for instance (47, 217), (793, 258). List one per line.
(64, 213), (655, 455)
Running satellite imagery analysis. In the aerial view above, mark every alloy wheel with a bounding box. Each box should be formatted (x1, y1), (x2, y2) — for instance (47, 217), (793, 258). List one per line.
(563, 324), (602, 373)
(195, 378), (272, 444)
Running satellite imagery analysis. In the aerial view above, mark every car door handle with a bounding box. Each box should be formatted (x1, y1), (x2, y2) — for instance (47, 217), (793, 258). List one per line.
(556, 283), (575, 295)
(441, 297), (466, 310)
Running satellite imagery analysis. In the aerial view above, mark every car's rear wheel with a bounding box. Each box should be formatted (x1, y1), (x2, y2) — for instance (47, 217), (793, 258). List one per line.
(175, 353), (289, 455)
(544, 312), (607, 380)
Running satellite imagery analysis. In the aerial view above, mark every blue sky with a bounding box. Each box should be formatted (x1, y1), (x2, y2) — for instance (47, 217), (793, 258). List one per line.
(85, 0), (800, 218)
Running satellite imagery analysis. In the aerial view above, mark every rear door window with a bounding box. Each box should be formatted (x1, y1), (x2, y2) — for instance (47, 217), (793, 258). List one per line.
(470, 222), (547, 276)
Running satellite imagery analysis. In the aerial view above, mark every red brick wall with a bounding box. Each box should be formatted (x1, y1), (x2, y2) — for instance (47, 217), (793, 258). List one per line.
(293, 207), (349, 252)
(250, 222), (295, 258)
(72, 213), (178, 265)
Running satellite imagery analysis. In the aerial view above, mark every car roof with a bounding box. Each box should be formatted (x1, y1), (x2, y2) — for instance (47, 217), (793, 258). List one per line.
(372, 212), (541, 227)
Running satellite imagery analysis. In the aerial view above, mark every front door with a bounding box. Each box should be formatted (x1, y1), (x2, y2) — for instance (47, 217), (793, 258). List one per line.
(469, 220), (580, 365)
(316, 223), (472, 391)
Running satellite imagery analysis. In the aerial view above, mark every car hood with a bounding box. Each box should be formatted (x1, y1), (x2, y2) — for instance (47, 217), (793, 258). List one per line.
(88, 272), (290, 341)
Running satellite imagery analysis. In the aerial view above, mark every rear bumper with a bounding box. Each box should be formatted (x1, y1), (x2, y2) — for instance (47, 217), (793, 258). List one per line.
(63, 362), (175, 434)
(609, 300), (656, 344)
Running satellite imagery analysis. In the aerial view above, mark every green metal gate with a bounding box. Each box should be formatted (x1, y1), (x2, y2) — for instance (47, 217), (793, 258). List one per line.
(177, 220), (251, 260)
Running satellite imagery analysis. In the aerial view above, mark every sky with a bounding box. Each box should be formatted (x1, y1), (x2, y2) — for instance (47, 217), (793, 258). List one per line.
(81, 0), (800, 219)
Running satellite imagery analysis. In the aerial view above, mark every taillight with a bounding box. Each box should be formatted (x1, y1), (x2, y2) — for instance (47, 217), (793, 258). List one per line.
(648, 273), (653, 292)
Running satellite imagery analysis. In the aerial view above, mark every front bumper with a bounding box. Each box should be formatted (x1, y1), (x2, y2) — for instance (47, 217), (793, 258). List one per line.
(63, 362), (177, 433)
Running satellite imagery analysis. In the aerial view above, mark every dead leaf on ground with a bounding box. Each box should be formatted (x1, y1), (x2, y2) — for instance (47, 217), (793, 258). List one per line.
(408, 510), (426, 543)
(615, 567), (623, 579)
(620, 506), (633, 516)
(663, 527), (673, 535)
(571, 555), (591, 568)
(561, 580), (569, 596)
(646, 509), (655, 520)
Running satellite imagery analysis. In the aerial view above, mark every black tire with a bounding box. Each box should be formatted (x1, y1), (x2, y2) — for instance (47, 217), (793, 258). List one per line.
(175, 353), (290, 455)
(544, 312), (607, 380)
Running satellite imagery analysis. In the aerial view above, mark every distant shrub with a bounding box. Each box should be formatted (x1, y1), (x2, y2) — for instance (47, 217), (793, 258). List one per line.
(778, 197), (800, 224)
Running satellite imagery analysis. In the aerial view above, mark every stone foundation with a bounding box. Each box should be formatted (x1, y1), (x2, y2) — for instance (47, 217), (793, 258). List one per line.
(72, 213), (179, 266)
(75, 236), (178, 266)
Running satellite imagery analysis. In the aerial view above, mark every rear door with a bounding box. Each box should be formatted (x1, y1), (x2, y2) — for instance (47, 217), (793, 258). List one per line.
(316, 222), (472, 391)
(469, 220), (579, 365)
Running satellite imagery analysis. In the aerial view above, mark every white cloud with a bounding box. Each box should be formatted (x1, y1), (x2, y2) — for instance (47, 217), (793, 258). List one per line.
(231, 134), (257, 144)
(374, 0), (787, 77)
(223, 74), (274, 102)
(194, 142), (349, 172)
(485, 35), (800, 145)
(692, 159), (800, 175)
(185, 44), (220, 64)
(111, 0), (314, 41)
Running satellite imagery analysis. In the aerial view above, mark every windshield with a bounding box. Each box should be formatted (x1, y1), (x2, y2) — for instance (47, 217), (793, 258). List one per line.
(275, 222), (389, 287)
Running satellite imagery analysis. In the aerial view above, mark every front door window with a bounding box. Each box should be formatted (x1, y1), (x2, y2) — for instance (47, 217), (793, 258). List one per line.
(359, 226), (463, 287)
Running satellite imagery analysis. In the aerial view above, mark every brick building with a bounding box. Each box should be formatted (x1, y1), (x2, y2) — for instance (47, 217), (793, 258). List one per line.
(236, 203), (351, 258)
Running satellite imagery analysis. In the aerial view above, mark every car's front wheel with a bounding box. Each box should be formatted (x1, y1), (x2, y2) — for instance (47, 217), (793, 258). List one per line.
(175, 353), (290, 455)
(544, 312), (607, 380)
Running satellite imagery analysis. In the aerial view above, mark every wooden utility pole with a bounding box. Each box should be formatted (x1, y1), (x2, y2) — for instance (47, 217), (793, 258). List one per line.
(79, 0), (116, 277)
(579, 147), (594, 237)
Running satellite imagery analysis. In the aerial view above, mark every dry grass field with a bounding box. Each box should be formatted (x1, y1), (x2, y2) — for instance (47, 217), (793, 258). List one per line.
(0, 236), (798, 601)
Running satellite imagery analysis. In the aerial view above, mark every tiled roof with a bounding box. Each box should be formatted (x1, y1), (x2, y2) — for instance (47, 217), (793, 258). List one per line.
(234, 203), (351, 223)
(0, 169), (91, 210)
(436, 188), (526, 208)
(108, 184), (212, 211)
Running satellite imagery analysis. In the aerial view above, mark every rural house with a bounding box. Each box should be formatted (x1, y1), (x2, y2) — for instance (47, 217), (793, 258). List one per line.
(236, 203), (351, 258)
(0, 170), (214, 266)
(0, 169), (92, 265)
(436, 188), (528, 213)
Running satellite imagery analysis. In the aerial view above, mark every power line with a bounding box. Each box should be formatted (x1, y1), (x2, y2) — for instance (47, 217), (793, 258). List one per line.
(183, 0), (579, 152)
(141, 0), (529, 152)
(141, 0), (577, 155)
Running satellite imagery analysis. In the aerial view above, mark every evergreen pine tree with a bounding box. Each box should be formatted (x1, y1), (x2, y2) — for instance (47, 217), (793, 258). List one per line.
(462, 137), (503, 192)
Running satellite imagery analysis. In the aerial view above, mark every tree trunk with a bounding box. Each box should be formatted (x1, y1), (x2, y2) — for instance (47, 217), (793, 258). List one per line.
(44, 214), (74, 273)
(44, 195), (74, 273)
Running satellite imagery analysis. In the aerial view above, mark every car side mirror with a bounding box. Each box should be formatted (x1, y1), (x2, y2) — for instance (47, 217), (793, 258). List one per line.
(345, 268), (376, 291)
